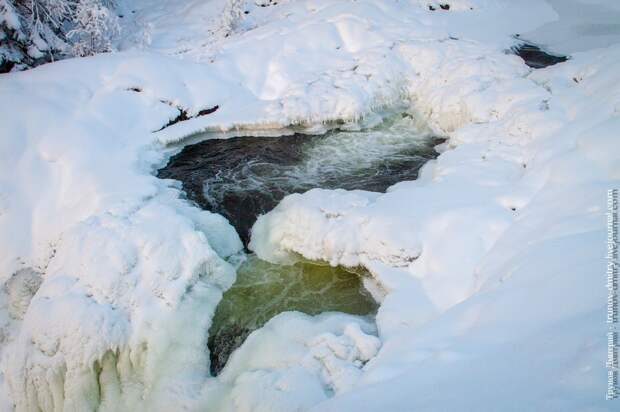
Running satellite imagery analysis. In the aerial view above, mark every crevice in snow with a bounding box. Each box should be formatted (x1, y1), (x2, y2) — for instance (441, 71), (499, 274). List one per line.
(510, 37), (569, 69)
(123, 87), (220, 132)
(155, 103), (220, 132)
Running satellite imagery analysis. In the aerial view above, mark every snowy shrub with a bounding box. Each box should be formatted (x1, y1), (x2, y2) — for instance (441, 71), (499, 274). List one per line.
(218, 0), (245, 38)
(0, 0), (120, 71)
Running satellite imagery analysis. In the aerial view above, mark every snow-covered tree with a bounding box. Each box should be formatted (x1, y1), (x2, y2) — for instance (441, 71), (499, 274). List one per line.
(0, 0), (120, 72)
(0, 0), (24, 71)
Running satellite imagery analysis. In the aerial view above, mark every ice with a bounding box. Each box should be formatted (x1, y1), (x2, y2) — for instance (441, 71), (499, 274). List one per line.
(210, 312), (381, 412)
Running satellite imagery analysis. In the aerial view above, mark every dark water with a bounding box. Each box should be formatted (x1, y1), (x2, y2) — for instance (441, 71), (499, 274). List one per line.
(157, 114), (442, 375)
(158, 114), (443, 245)
(512, 42), (568, 69)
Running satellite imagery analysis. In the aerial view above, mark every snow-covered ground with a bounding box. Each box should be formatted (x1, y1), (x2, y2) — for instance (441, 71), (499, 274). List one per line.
(524, 0), (620, 54)
(0, 0), (618, 411)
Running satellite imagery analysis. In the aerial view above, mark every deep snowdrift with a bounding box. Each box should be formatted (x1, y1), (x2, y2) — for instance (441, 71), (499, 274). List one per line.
(0, 0), (618, 411)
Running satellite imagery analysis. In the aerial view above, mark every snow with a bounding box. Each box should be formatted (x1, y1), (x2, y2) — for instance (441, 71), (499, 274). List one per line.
(0, 0), (618, 411)
(251, 13), (620, 412)
(0, 50), (246, 410)
(206, 312), (379, 412)
(524, 0), (620, 54)
(115, 0), (234, 56)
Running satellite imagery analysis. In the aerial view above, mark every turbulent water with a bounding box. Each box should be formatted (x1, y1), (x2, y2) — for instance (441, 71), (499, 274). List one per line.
(157, 114), (442, 375)
(158, 114), (443, 245)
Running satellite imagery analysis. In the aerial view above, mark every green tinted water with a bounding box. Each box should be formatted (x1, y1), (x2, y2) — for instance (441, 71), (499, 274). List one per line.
(208, 254), (378, 374)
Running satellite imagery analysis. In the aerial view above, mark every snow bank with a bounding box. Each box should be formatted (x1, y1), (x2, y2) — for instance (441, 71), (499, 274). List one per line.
(204, 312), (379, 412)
(0, 0), (617, 410)
(250, 19), (554, 311)
(250, 6), (620, 412)
(0, 53), (246, 410)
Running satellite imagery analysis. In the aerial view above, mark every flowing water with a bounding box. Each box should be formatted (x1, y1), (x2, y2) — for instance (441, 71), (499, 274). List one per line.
(158, 114), (443, 245)
(157, 114), (443, 374)
(208, 255), (377, 374)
